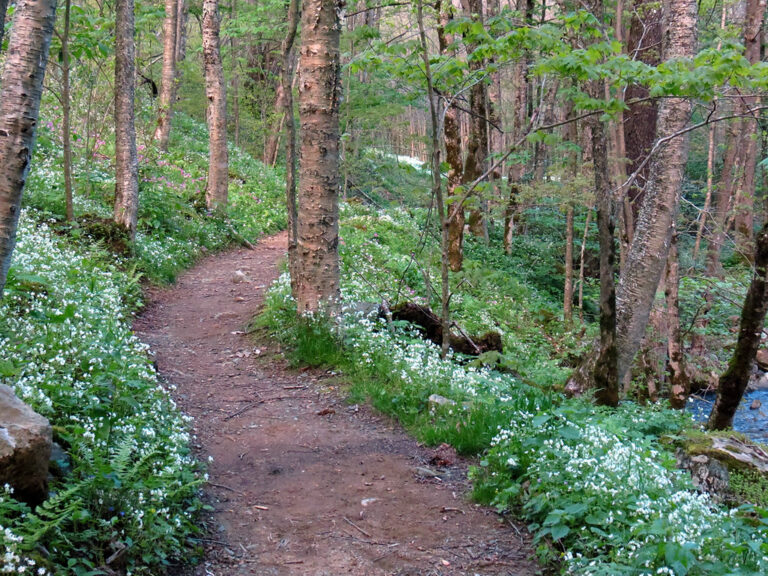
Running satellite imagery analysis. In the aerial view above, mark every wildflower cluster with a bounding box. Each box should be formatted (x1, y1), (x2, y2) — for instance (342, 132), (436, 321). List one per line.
(0, 213), (205, 574)
(478, 401), (768, 575)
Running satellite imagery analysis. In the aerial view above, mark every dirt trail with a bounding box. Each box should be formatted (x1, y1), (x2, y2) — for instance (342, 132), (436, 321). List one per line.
(134, 232), (539, 576)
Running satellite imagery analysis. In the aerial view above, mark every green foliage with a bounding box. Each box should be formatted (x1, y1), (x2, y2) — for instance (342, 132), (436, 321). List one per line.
(730, 469), (768, 507)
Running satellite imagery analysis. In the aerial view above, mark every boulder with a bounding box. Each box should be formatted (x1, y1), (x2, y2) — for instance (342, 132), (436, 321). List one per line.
(0, 385), (52, 504)
(757, 348), (768, 372)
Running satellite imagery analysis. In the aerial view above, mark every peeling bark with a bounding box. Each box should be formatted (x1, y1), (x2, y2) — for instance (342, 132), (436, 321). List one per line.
(295, 0), (343, 314)
(282, 0), (300, 295)
(0, 0), (58, 297)
(615, 0), (698, 384)
(153, 0), (178, 151)
(113, 0), (140, 239)
(203, 0), (229, 210)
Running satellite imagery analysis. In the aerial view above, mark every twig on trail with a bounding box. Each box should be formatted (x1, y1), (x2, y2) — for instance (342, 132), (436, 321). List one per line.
(191, 537), (230, 547)
(224, 400), (264, 420)
(343, 516), (372, 538)
(223, 395), (313, 420)
(253, 505), (269, 510)
(440, 506), (466, 515)
(373, 548), (399, 562)
(283, 385), (307, 390)
(283, 560), (304, 565)
(208, 481), (243, 494)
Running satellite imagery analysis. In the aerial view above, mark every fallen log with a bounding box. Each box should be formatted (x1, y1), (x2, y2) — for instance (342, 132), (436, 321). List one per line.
(386, 302), (503, 356)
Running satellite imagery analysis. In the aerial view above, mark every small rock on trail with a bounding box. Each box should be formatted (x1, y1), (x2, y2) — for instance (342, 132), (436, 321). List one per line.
(134, 232), (539, 575)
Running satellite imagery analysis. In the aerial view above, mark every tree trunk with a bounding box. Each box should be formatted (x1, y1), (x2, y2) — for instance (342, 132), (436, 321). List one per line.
(437, 8), (465, 273)
(418, 0), (451, 358)
(708, 221), (768, 430)
(615, 0), (698, 384)
(730, 0), (765, 255)
(295, 0), (342, 315)
(564, 204), (574, 325)
(462, 0), (489, 243)
(591, 110), (619, 407)
(281, 0), (299, 295)
(693, 2), (726, 265)
(175, 0), (189, 67)
(114, 0), (140, 239)
(203, 0), (228, 210)
(62, 0), (74, 222)
(0, 0), (57, 297)
(578, 208), (592, 322)
(153, 0), (178, 151)
(665, 229), (688, 408)
(263, 81), (285, 166)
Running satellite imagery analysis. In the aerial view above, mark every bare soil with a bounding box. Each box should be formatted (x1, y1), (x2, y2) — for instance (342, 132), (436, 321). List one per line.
(134, 232), (540, 576)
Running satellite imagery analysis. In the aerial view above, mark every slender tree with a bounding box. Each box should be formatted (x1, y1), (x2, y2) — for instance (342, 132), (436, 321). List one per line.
(0, 0), (58, 297)
(153, 0), (179, 151)
(114, 0), (140, 238)
(282, 0), (300, 292)
(614, 0), (698, 384)
(709, 221), (768, 429)
(61, 0), (74, 221)
(294, 0), (342, 314)
(202, 0), (229, 209)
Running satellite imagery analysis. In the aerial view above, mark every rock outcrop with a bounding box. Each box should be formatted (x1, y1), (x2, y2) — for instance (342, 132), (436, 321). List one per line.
(0, 385), (52, 504)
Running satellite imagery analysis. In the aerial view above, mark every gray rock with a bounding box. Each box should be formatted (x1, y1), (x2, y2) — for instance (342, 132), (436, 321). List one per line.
(750, 398), (762, 410)
(0, 385), (52, 504)
(428, 394), (456, 409)
(676, 448), (730, 502)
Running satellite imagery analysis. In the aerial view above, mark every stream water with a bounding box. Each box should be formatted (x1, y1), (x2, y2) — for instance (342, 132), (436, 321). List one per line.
(688, 389), (768, 443)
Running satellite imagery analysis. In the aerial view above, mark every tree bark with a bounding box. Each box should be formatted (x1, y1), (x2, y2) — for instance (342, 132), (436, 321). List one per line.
(113, 0), (139, 239)
(462, 0), (489, 242)
(62, 0), (74, 222)
(281, 0), (299, 295)
(203, 0), (229, 210)
(418, 0), (451, 358)
(665, 229), (688, 408)
(175, 0), (189, 67)
(564, 204), (574, 325)
(0, 0), (57, 297)
(295, 0), (342, 315)
(437, 7), (464, 273)
(615, 0), (698, 384)
(708, 221), (768, 430)
(730, 0), (765, 255)
(153, 0), (178, 151)
(591, 110), (619, 407)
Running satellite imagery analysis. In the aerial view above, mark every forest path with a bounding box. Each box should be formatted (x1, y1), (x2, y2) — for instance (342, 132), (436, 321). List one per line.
(134, 232), (539, 576)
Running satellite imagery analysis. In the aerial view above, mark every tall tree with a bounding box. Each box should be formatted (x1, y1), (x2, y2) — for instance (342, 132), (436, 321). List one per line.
(0, 0), (58, 297)
(114, 0), (140, 238)
(153, 0), (179, 151)
(61, 0), (74, 221)
(294, 0), (342, 314)
(282, 0), (300, 292)
(614, 0), (698, 384)
(708, 221), (768, 429)
(202, 0), (229, 209)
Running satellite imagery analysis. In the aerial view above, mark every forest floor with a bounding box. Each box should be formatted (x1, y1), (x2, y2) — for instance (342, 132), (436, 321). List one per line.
(134, 232), (540, 576)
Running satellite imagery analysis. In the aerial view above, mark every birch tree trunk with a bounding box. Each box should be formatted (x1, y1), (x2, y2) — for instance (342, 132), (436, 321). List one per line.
(0, 0), (57, 297)
(614, 0), (698, 384)
(295, 0), (342, 315)
(708, 221), (768, 429)
(203, 0), (228, 210)
(153, 0), (178, 151)
(114, 0), (139, 238)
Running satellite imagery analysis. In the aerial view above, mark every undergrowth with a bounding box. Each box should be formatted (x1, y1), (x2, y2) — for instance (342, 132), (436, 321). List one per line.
(260, 201), (768, 575)
(1, 113), (284, 574)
